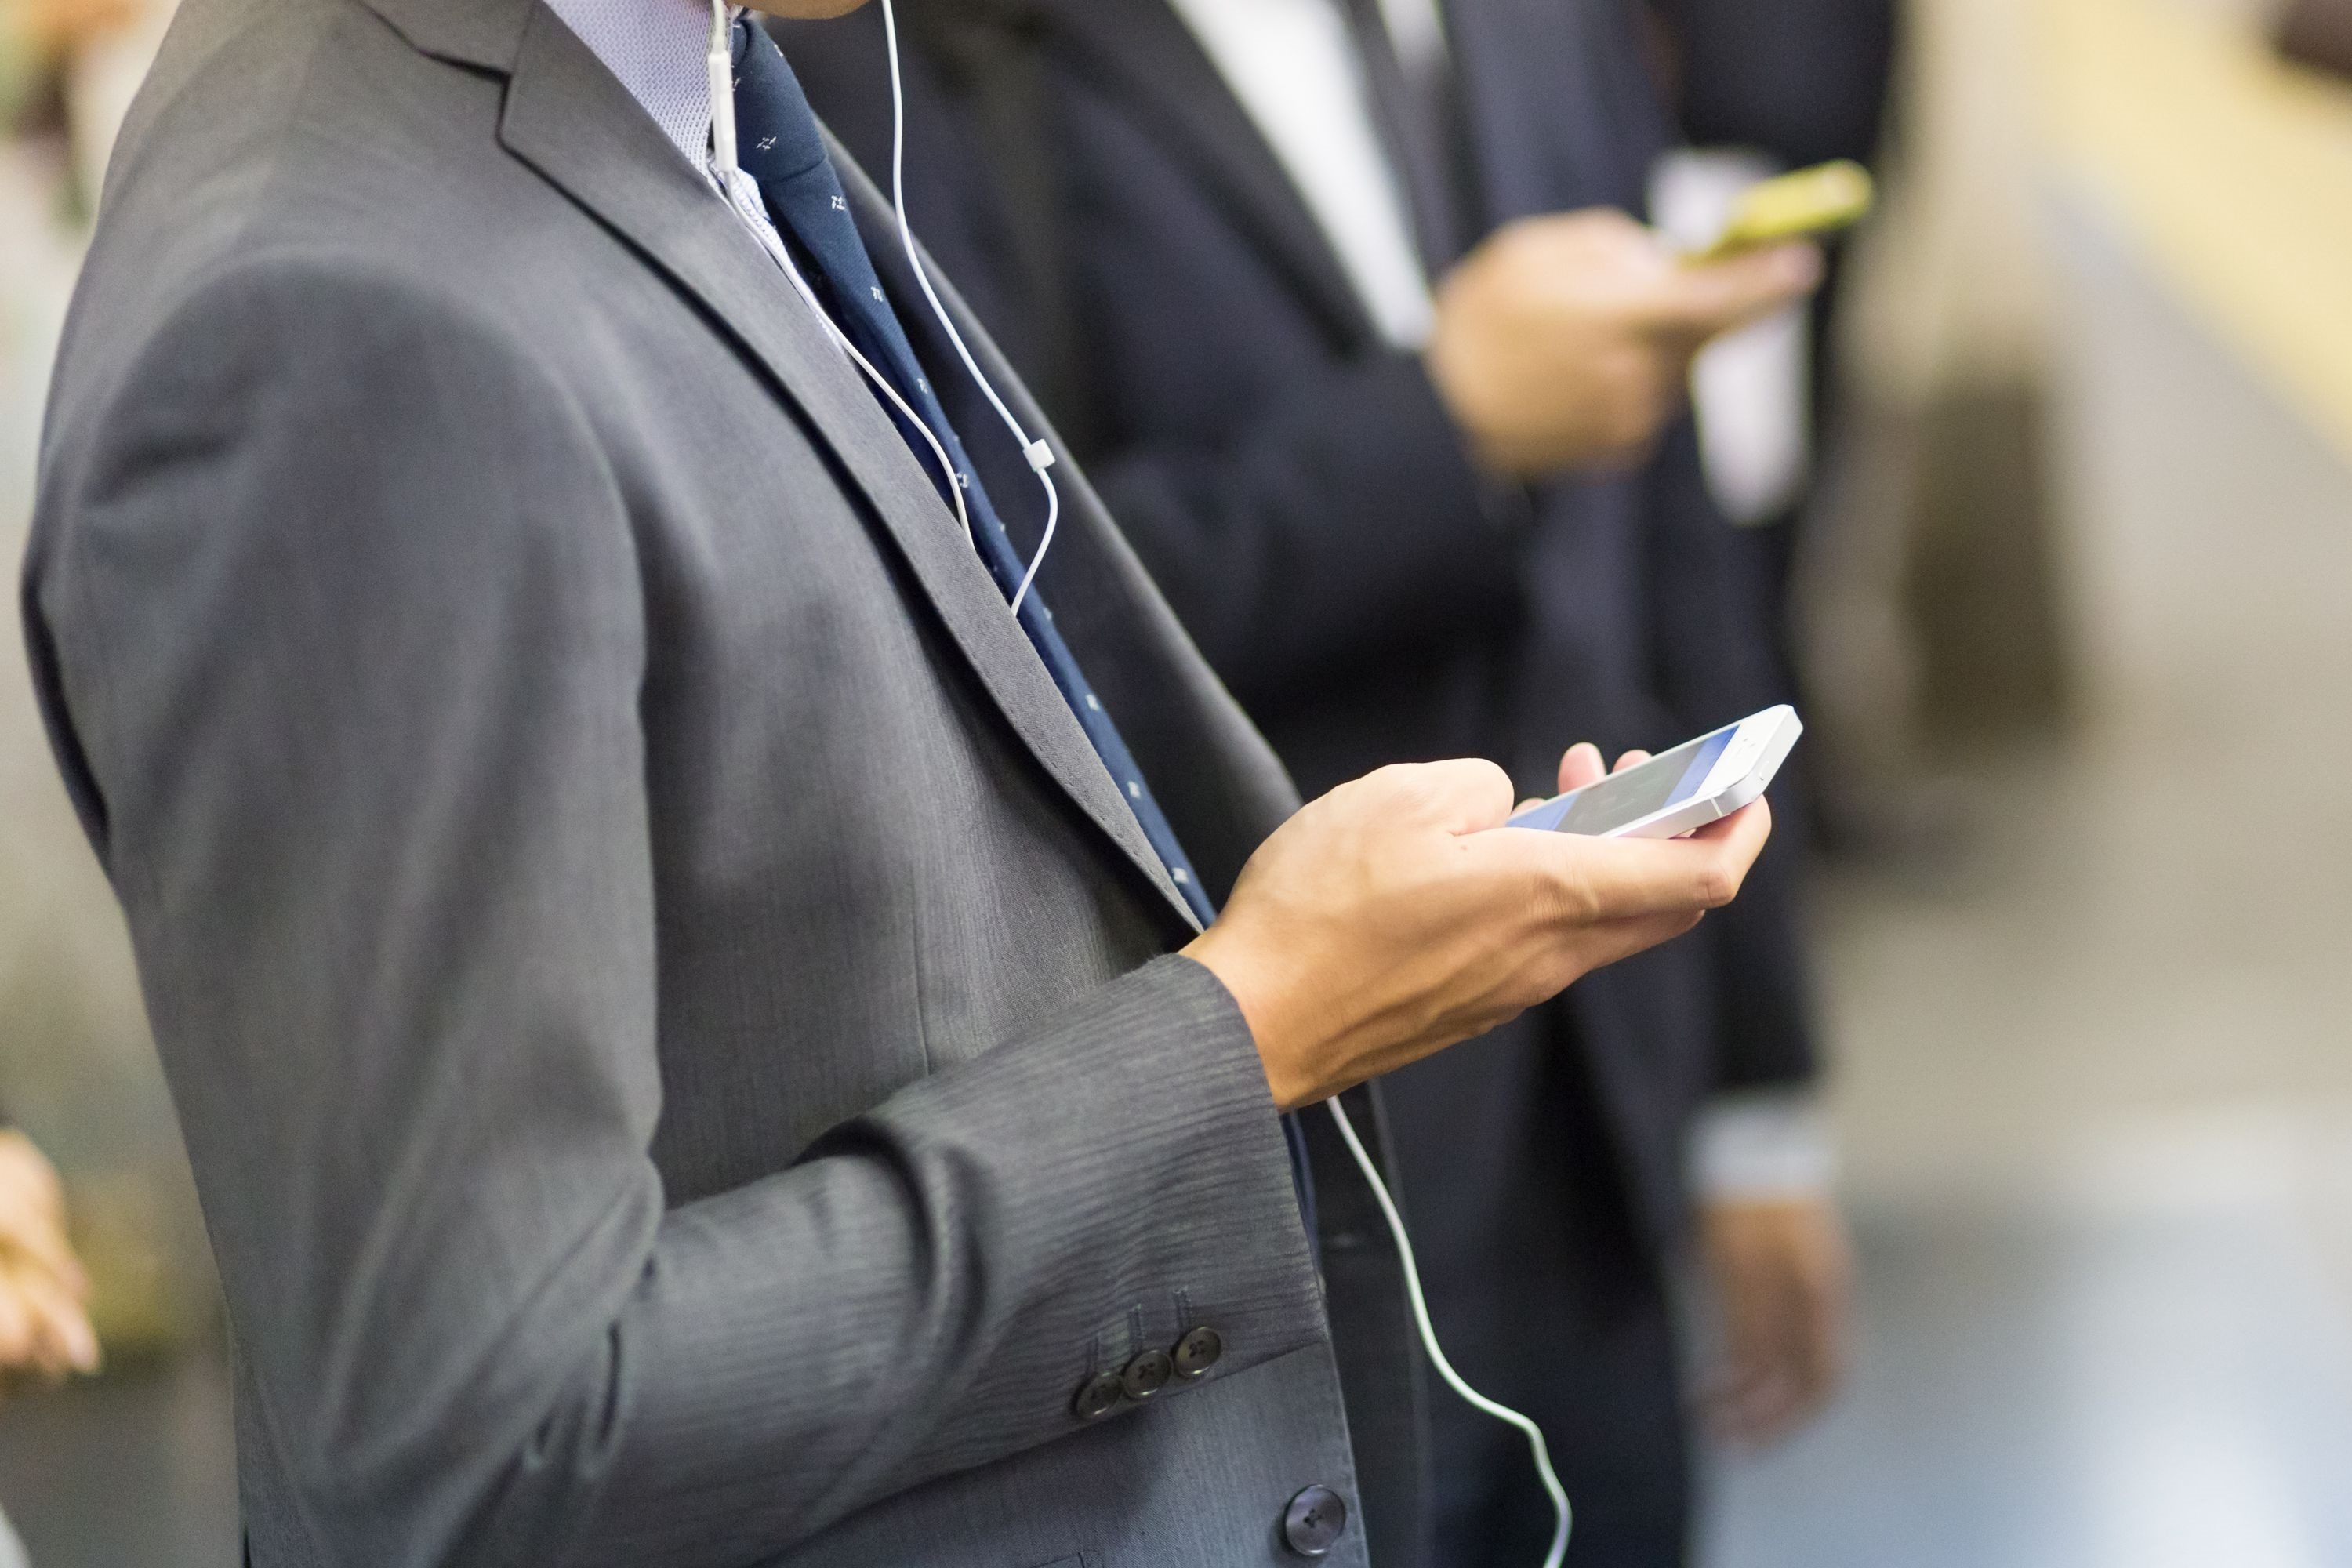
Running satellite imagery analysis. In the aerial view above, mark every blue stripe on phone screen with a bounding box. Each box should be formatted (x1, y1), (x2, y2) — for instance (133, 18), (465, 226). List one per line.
(1509, 724), (1740, 836)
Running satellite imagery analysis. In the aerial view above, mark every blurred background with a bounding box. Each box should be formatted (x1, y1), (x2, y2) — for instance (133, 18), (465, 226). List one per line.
(2, 0), (2350, 1562)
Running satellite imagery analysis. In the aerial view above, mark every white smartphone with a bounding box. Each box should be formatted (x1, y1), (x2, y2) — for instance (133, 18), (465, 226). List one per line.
(1508, 706), (1802, 839)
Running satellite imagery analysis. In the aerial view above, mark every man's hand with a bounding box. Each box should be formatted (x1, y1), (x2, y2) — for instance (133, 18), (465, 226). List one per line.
(1185, 751), (1770, 1112)
(0, 1130), (100, 1397)
(9, 0), (139, 60)
(1700, 1195), (1853, 1446)
(1424, 209), (1822, 478)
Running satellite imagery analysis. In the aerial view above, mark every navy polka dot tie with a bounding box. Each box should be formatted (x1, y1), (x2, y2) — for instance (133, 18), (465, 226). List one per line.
(729, 22), (1216, 928)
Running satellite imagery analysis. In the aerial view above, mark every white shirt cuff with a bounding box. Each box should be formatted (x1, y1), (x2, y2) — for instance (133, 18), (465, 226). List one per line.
(1690, 1091), (1838, 1201)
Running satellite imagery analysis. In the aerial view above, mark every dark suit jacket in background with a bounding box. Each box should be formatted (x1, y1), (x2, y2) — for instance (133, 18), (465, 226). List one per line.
(21, 0), (1431, 1559)
(1650, 0), (1897, 174)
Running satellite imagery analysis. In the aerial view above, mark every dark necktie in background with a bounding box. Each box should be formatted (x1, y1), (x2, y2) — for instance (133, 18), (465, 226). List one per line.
(1338, 0), (1477, 274)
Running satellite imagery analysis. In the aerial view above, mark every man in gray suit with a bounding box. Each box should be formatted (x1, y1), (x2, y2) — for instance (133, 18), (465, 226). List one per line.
(20, 0), (1772, 1563)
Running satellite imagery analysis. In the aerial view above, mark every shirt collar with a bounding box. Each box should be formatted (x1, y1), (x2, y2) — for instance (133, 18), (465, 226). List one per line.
(543, 0), (718, 169)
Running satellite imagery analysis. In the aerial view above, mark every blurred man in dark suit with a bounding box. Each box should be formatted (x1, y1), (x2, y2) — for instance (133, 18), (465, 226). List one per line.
(786, 2), (1853, 1562)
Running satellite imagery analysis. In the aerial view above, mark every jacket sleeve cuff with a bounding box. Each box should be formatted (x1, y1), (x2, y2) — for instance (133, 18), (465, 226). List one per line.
(1690, 1089), (1838, 1200)
(592, 955), (1327, 1553)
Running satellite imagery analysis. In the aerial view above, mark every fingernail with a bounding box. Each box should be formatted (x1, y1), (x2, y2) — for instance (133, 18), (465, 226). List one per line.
(64, 1314), (100, 1373)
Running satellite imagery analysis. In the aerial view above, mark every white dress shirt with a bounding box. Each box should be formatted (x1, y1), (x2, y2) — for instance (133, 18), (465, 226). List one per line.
(544, 0), (864, 370)
(1165, 0), (1440, 349)
(544, 0), (716, 168)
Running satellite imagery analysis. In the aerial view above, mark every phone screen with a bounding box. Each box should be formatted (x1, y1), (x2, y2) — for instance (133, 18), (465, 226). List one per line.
(1520, 724), (1740, 837)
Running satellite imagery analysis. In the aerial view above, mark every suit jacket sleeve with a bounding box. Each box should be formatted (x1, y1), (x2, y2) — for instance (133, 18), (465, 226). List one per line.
(1081, 352), (1525, 714)
(1652, 0), (1897, 172)
(27, 262), (1323, 1568)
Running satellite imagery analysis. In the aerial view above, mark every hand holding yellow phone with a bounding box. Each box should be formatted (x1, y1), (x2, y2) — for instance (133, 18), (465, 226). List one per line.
(1684, 160), (1875, 264)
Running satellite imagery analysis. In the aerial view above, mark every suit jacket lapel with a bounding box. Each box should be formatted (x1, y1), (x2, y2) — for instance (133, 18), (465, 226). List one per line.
(1027, 0), (1375, 350)
(485, 2), (1203, 929)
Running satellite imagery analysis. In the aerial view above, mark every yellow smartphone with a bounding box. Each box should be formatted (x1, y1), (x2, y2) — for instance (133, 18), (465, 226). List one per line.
(1685, 160), (1875, 263)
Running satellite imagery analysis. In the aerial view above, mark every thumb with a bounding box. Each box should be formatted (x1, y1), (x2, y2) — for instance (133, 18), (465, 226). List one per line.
(1504, 797), (1773, 920)
(1648, 243), (1823, 340)
(1396, 757), (1519, 837)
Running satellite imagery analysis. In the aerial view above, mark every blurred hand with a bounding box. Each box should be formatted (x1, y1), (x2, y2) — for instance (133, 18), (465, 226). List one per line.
(0, 1130), (100, 1396)
(1701, 1194), (1853, 1446)
(13, 0), (140, 57)
(1425, 209), (1822, 478)
(1185, 751), (1769, 1111)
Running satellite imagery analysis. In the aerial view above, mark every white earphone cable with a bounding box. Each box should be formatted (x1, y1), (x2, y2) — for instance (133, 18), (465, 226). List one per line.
(707, 0), (738, 177)
(1325, 1095), (1573, 1568)
(879, 0), (1060, 615)
(709, 0), (973, 546)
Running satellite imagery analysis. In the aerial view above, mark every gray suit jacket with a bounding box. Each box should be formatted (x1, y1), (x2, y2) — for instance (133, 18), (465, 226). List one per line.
(21, 0), (1426, 1560)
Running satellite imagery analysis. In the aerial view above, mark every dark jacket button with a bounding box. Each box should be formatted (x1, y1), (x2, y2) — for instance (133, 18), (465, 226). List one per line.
(1282, 1486), (1348, 1557)
(1172, 1324), (1224, 1380)
(1071, 1370), (1124, 1422)
(1121, 1347), (1174, 1400)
